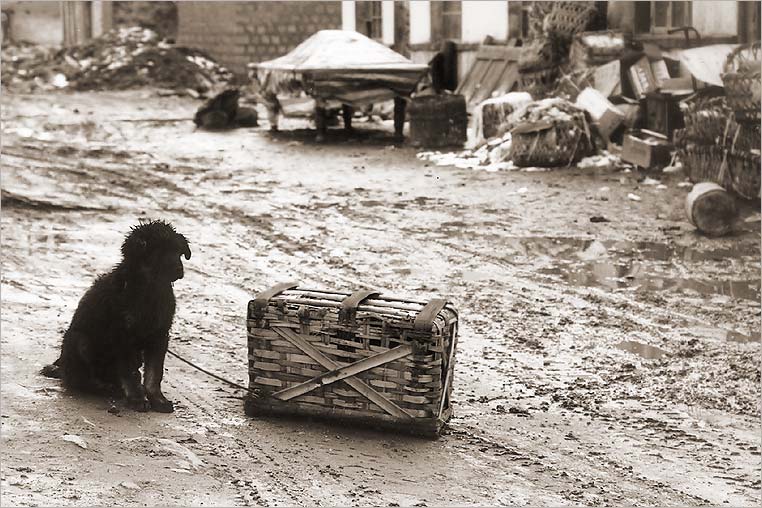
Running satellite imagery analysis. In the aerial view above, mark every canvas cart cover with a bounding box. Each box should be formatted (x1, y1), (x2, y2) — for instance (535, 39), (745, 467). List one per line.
(254, 30), (429, 107)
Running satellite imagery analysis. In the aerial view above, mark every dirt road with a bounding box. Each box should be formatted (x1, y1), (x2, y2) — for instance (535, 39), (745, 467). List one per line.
(1, 90), (760, 507)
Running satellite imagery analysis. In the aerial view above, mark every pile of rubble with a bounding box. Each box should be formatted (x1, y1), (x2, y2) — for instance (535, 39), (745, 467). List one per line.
(422, 1), (760, 202)
(1, 27), (234, 95)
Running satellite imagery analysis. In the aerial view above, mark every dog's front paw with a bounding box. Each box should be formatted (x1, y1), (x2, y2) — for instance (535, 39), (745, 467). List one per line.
(127, 396), (151, 412)
(148, 395), (174, 413)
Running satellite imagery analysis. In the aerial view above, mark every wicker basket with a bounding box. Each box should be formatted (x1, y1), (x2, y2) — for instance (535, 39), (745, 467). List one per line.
(722, 42), (761, 123)
(726, 151), (762, 199)
(408, 94), (467, 148)
(680, 96), (735, 145)
(245, 283), (459, 437)
(510, 117), (593, 167)
(679, 95), (761, 152)
(680, 145), (731, 187)
(731, 123), (762, 153)
(543, 1), (597, 40)
(679, 144), (761, 199)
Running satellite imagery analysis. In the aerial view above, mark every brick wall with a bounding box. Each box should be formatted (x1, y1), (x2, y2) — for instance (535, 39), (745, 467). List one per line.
(113, 1), (177, 40)
(177, 1), (342, 76)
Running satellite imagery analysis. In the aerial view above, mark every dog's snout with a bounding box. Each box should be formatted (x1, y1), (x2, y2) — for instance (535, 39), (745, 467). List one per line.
(174, 264), (184, 281)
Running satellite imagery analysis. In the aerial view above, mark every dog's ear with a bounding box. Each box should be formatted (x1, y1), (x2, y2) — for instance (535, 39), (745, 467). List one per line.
(176, 234), (191, 260)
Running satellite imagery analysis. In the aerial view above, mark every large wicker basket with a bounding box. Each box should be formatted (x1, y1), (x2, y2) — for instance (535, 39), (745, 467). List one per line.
(510, 117), (593, 167)
(722, 41), (761, 123)
(245, 283), (459, 437)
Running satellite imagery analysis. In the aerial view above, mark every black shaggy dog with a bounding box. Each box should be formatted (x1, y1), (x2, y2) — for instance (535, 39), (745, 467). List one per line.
(41, 220), (191, 412)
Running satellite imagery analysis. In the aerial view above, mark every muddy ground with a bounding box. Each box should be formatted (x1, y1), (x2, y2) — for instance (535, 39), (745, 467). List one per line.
(1, 90), (760, 507)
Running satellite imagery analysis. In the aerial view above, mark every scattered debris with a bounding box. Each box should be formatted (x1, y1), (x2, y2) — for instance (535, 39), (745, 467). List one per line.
(576, 151), (622, 169)
(627, 193), (642, 202)
(417, 130), (514, 172)
(62, 434), (88, 449)
(589, 216), (610, 223)
(120, 481), (140, 490)
(120, 437), (204, 469)
(1, 27), (234, 95)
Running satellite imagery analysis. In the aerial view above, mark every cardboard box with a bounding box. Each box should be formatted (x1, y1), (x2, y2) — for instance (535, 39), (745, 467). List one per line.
(628, 56), (658, 99)
(621, 129), (672, 169)
(593, 60), (622, 97)
(576, 87), (625, 139)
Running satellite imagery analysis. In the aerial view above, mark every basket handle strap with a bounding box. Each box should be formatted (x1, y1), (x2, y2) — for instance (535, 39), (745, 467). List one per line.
(249, 281), (299, 318)
(338, 289), (381, 325)
(414, 298), (448, 332)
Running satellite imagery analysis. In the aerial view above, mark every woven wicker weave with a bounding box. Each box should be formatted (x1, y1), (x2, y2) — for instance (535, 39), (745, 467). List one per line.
(679, 95), (761, 152)
(681, 96), (735, 145)
(543, 1), (597, 40)
(679, 144), (761, 199)
(245, 284), (458, 437)
(722, 42), (761, 123)
(510, 118), (592, 167)
(726, 151), (762, 199)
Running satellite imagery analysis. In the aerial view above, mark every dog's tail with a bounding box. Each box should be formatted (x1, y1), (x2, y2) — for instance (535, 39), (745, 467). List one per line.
(40, 358), (62, 379)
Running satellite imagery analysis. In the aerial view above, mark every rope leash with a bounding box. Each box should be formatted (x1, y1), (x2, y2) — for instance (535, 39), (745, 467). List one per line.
(166, 348), (258, 395)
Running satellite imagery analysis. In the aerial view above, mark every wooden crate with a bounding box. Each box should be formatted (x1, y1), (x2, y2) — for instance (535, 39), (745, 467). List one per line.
(245, 283), (459, 437)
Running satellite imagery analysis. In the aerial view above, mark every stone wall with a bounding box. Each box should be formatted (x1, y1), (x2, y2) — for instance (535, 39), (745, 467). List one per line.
(177, 1), (342, 75)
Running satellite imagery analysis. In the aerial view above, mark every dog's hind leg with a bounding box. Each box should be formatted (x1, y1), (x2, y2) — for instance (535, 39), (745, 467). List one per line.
(143, 335), (174, 413)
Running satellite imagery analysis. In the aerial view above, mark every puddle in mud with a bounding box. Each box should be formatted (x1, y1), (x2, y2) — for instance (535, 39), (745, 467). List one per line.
(541, 262), (760, 302)
(616, 340), (668, 359)
(726, 330), (759, 343)
(506, 236), (762, 302)
(498, 236), (759, 263)
(690, 327), (760, 344)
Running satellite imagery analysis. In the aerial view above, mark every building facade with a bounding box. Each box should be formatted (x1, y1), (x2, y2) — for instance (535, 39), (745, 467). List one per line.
(341, 0), (760, 84)
(176, 1), (342, 75)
